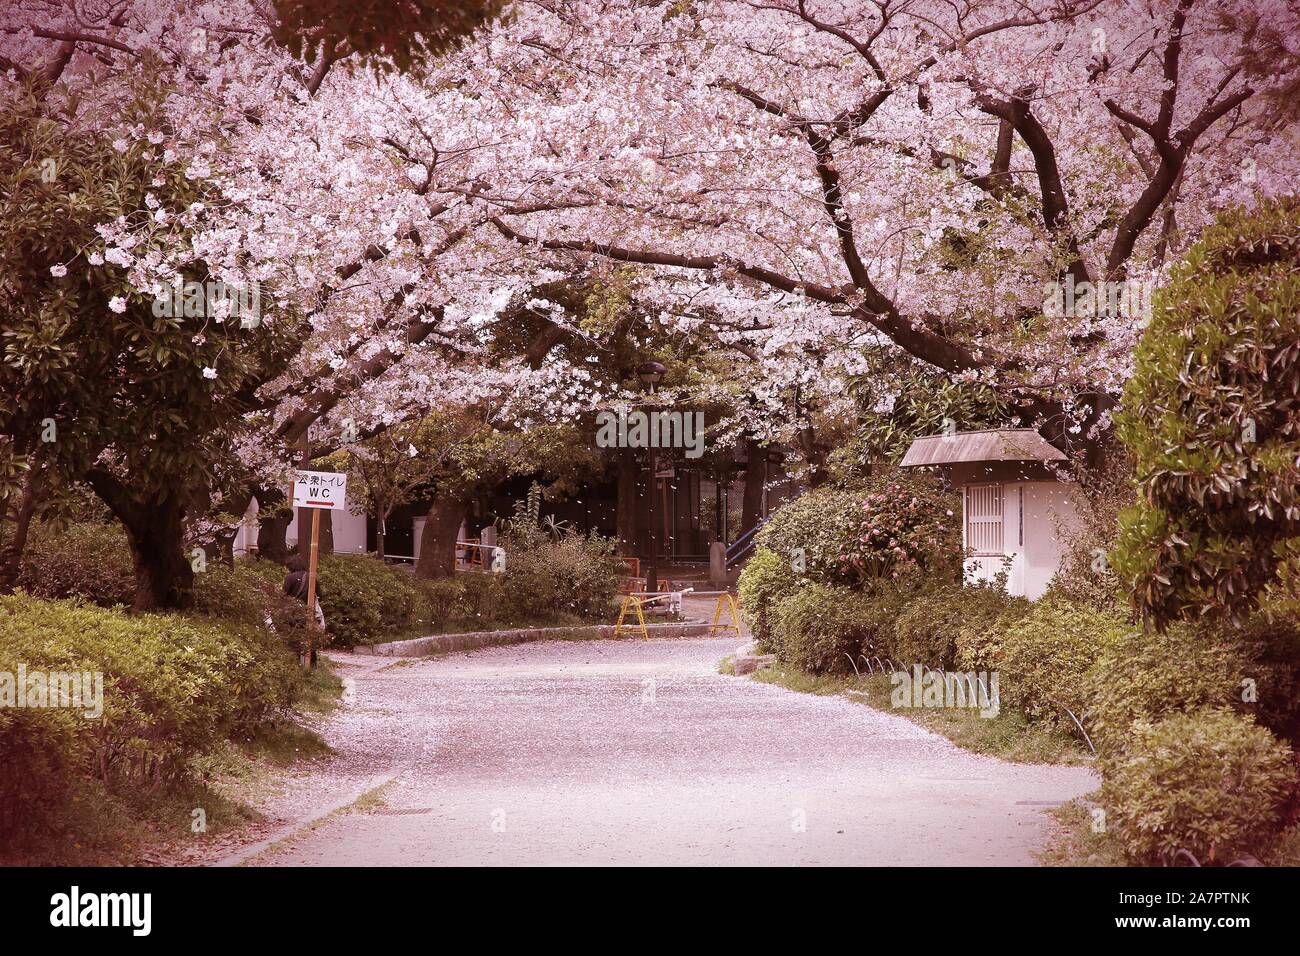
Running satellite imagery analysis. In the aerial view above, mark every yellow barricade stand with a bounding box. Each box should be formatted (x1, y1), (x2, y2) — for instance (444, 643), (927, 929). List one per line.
(613, 594), (651, 640)
(709, 593), (742, 637)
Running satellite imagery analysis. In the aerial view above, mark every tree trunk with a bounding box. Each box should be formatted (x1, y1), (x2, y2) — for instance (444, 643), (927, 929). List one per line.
(126, 495), (194, 611)
(797, 426), (828, 488)
(211, 488), (254, 567)
(255, 487), (291, 563)
(0, 459), (41, 592)
(615, 451), (640, 555)
(86, 469), (193, 611)
(742, 439), (767, 533)
(415, 497), (466, 579)
(375, 501), (392, 561)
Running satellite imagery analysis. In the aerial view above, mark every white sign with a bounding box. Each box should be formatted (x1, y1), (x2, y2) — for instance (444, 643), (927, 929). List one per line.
(293, 470), (347, 510)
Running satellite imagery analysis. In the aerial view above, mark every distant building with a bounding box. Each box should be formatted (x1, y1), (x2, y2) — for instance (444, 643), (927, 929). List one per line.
(900, 429), (1082, 600)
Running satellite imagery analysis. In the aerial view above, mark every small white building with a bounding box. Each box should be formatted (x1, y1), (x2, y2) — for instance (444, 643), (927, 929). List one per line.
(900, 428), (1081, 600)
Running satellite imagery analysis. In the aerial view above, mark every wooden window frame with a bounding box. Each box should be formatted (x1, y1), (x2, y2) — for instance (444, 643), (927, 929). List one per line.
(965, 482), (1005, 556)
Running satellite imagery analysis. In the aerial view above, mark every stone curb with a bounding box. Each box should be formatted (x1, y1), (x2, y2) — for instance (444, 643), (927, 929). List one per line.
(357, 621), (733, 657)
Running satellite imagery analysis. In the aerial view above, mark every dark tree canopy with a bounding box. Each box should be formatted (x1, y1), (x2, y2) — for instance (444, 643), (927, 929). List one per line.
(272, 0), (502, 73)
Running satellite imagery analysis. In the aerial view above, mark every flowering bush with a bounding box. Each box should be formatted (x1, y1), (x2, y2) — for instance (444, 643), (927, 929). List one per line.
(838, 476), (961, 584)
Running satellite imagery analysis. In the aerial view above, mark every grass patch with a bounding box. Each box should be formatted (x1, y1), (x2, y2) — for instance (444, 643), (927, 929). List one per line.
(295, 658), (346, 713)
(348, 779), (396, 815)
(1036, 797), (1126, 866)
(718, 655), (736, 675)
(752, 665), (1090, 765)
(1, 771), (262, 866)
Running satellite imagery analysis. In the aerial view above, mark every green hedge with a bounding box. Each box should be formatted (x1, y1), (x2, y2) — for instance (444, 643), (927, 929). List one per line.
(998, 595), (1133, 733)
(17, 521), (136, 608)
(0, 593), (301, 840)
(755, 487), (864, 583)
(493, 531), (621, 625)
(1099, 708), (1294, 865)
(890, 581), (1023, 670)
(315, 554), (430, 648)
(771, 583), (876, 673)
(1086, 622), (1244, 756)
(193, 560), (317, 655)
(737, 547), (800, 652)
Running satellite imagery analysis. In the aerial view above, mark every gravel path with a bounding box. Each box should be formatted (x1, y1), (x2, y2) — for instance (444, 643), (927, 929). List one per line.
(229, 628), (1097, 866)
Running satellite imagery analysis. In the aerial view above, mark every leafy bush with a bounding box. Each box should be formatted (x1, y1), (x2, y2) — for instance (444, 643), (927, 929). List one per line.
(755, 487), (863, 583)
(737, 547), (800, 652)
(853, 580), (914, 662)
(838, 471), (961, 584)
(1086, 623), (1245, 756)
(192, 560), (316, 656)
(999, 595), (1133, 732)
(771, 583), (876, 673)
(494, 530), (621, 624)
(314, 554), (429, 647)
(17, 521), (136, 608)
(1099, 708), (1294, 865)
(457, 571), (502, 626)
(0, 594), (301, 840)
(892, 581), (1023, 670)
(954, 594), (1032, 672)
(1217, 600), (1300, 747)
(1113, 197), (1300, 629)
(419, 577), (465, 625)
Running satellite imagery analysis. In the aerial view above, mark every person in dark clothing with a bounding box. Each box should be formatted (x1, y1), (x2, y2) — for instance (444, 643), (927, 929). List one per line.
(283, 554), (324, 664)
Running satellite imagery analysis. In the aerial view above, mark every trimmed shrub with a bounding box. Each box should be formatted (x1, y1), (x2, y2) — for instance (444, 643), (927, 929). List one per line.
(0, 594), (301, 839)
(419, 577), (465, 626)
(854, 580), (913, 662)
(458, 571), (502, 626)
(771, 583), (876, 673)
(17, 521), (136, 608)
(192, 560), (316, 656)
(1099, 708), (1294, 865)
(954, 594), (1032, 672)
(1225, 601), (1300, 747)
(838, 471), (962, 584)
(737, 547), (800, 652)
(1086, 622), (1245, 756)
(999, 595), (1133, 732)
(315, 554), (428, 647)
(755, 487), (863, 583)
(892, 581), (1023, 670)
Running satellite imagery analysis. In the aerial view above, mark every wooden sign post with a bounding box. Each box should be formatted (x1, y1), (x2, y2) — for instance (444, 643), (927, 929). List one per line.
(292, 470), (348, 668)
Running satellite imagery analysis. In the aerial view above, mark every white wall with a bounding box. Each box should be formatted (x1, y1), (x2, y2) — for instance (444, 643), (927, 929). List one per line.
(231, 498), (368, 556)
(962, 480), (1081, 600)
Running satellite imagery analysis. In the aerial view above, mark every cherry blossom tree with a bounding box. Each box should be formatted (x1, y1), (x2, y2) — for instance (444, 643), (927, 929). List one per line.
(461, 0), (1300, 461)
(4, 0), (1296, 606)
